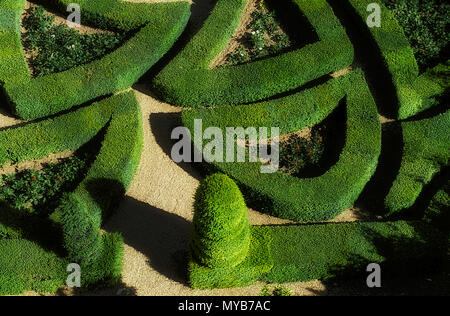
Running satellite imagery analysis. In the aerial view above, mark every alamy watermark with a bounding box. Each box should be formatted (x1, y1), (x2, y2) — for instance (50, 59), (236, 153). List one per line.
(66, 3), (81, 28)
(367, 3), (381, 28)
(66, 263), (81, 288)
(171, 120), (280, 174)
(366, 263), (381, 288)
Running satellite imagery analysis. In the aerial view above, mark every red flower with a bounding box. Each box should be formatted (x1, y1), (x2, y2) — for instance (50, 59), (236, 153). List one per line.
(58, 177), (62, 182)
(282, 144), (285, 149)
(293, 161), (297, 165)
(296, 146), (300, 150)
(308, 151), (312, 156)
(32, 176), (36, 181)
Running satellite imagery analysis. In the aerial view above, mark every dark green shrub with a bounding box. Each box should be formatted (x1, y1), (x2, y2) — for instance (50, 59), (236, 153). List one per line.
(22, 5), (123, 76)
(382, 0), (450, 72)
(262, 221), (446, 283)
(191, 173), (251, 269)
(0, 155), (91, 215)
(59, 193), (103, 266)
(0, 92), (143, 294)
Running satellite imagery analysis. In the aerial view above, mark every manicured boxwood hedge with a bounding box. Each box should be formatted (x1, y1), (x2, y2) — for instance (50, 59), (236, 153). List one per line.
(152, 0), (354, 107)
(0, 0), (190, 119)
(348, 0), (449, 119)
(183, 73), (348, 139)
(182, 70), (381, 222)
(0, 0), (30, 87)
(261, 220), (446, 283)
(189, 174), (272, 289)
(0, 91), (143, 293)
(385, 110), (449, 215)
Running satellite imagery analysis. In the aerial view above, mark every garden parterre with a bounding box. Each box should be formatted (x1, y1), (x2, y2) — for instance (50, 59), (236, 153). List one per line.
(0, 0), (448, 294)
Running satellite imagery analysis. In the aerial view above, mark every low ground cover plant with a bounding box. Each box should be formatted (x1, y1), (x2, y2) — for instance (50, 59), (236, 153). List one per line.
(22, 5), (124, 76)
(381, 0), (449, 72)
(225, 2), (293, 66)
(0, 154), (92, 216)
(279, 127), (325, 176)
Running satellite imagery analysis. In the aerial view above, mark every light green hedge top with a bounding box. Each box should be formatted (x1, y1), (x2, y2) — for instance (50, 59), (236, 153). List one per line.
(152, 0), (354, 107)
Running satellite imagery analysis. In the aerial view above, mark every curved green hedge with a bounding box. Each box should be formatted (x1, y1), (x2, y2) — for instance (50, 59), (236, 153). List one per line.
(182, 70), (381, 222)
(348, 0), (449, 119)
(152, 0), (354, 107)
(0, 91), (143, 293)
(0, 0), (30, 87)
(385, 110), (450, 215)
(0, 0), (190, 119)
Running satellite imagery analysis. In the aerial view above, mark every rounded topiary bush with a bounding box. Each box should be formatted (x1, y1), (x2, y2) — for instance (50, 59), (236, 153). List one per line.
(190, 173), (251, 269)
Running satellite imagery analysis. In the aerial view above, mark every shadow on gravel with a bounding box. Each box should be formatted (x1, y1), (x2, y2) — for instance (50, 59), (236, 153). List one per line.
(150, 112), (203, 182)
(104, 198), (192, 286)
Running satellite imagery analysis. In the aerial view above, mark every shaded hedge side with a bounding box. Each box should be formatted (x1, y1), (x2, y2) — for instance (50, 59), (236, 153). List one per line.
(0, 91), (143, 293)
(348, 0), (449, 119)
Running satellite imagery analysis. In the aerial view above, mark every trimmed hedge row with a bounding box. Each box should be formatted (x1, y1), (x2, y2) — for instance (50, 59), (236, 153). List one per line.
(0, 239), (67, 295)
(152, 0), (354, 107)
(182, 70), (381, 222)
(0, 95), (115, 166)
(385, 110), (450, 215)
(261, 220), (446, 283)
(0, 0), (190, 119)
(0, 91), (143, 293)
(348, 0), (449, 119)
(182, 73), (348, 139)
(0, 0), (30, 87)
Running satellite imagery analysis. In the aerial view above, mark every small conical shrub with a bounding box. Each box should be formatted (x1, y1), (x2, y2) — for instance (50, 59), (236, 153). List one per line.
(191, 173), (251, 269)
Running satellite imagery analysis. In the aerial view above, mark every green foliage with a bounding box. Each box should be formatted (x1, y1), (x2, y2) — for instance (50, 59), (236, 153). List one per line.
(152, 0), (353, 107)
(349, 0), (449, 119)
(279, 127), (325, 175)
(262, 221), (446, 283)
(382, 0), (450, 72)
(0, 0), (190, 119)
(183, 70), (381, 222)
(0, 92), (143, 294)
(189, 226), (273, 289)
(423, 181), (450, 230)
(0, 239), (67, 295)
(0, 95), (114, 167)
(385, 110), (449, 215)
(0, 0), (30, 85)
(0, 155), (91, 215)
(22, 5), (123, 76)
(191, 173), (251, 269)
(226, 5), (293, 66)
(260, 285), (292, 296)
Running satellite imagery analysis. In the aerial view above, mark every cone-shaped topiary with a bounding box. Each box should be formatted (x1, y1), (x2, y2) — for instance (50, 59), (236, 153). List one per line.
(190, 173), (251, 269)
